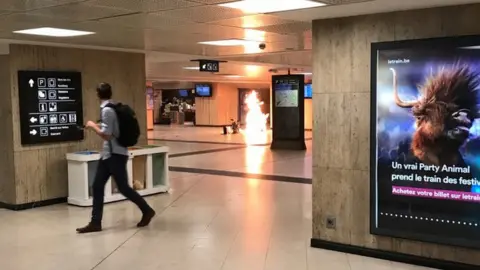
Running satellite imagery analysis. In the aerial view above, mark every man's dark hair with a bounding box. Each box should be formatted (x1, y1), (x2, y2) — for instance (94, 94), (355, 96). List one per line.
(96, 82), (112, 100)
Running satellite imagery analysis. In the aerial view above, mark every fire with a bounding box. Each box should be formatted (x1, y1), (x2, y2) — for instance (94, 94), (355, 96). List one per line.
(242, 91), (269, 145)
(243, 91), (268, 174)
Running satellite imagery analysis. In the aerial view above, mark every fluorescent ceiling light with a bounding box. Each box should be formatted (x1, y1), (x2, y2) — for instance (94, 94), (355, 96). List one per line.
(300, 72), (312, 75)
(219, 0), (326, 14)
(198, 39), (259, 46)
(183, 67), (200, 70)
(13, 27), (94, 37)
(225, 75), (243, 78)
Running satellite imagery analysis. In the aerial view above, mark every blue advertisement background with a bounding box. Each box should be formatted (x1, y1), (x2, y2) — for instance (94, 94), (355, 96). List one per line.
(376, 48), (480, 193)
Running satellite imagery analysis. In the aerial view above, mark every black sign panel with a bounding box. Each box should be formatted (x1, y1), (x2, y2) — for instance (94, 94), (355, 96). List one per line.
(18, 71), (84, 145)
(271, 74), (306, 150)
(199, 60), (219, 72)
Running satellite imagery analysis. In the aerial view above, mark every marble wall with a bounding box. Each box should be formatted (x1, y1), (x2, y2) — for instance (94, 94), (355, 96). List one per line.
(0, 55), (15, 204)
(312, 4), (480, 265)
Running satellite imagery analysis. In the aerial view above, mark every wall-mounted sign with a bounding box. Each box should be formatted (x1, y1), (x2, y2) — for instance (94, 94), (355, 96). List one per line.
(18, 71), (84, 145)
(199, 60), (219, 73)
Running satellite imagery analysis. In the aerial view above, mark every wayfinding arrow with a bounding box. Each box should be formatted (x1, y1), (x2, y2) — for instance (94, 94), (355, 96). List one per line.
(29, 79), (34, 88)
(30, 117), (38, 123)
(30, 129), (37, 136)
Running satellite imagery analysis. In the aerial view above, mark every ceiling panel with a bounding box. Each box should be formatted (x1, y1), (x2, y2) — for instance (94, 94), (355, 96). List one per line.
(97, 14), (239, 41)
(0, 26), (147, 49)
(319, 0), (373, 4)
(209, 14), (297, 28)
(24, 2), (134, 21)
(186, 0), (239, 4)
(214, 39), (300, 55)
(0, 0), (320, 66)
(84, 0), (201, 12)
(273, 0), (474, 21)
(255, 21), (311, 35)
(221, 50), (312, 67)
(146, 51), (200, 63)
(0, 0), (86, 11)
(97, 13), (292, 43)
(98, 12), (193, 29)
(0, 13), (68, 32)
(152, 5), (247, 23)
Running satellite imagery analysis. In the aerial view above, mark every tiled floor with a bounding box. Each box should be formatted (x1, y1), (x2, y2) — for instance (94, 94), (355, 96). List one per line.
(148, 125), (312, 145)
(169, 143), (312, 178)
(0, 126), (434, 270)
(149, 140), (238, 156)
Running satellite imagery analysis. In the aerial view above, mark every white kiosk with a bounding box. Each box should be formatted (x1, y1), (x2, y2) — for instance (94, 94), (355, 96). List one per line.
(66, 145), (169, 206)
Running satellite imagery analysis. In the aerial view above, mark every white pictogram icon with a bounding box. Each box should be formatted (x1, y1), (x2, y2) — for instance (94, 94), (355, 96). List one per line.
(39, 115), (48, 125)
(49, 114), (58, 124)
(40, 127), (48, 137)
(48, 102), (57, 112)
(39, 103), (47, 112)
(59, 114), (67, 124)
(48, 78), (56, 88)
(48, 90), (57, 100)
(38, 78), (46, 87)
(38, 90), (46, 99)
(69, 113), (77, 123)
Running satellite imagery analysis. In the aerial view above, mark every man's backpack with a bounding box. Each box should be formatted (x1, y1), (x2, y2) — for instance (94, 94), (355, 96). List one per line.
(105, 103), (140, 147)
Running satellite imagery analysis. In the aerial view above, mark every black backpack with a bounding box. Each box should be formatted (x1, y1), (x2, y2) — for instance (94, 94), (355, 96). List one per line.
(105, 103), (140, 147)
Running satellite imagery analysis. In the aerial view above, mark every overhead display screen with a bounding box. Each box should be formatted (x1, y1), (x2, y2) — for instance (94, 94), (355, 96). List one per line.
(371, 36), (480, 249)
(195, 84), (212, 97)
(305, 83), (312, 99)
(18, 71), (84, 145)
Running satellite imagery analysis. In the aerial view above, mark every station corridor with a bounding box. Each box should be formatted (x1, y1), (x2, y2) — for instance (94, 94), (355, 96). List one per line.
(0, 127), (432, 270)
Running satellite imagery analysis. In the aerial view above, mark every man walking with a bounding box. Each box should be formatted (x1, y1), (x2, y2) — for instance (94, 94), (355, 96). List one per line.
(77, 83), (155, 233)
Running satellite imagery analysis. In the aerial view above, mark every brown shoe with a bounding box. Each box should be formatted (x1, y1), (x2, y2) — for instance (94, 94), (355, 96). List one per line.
(137, 210), (156, 227)
(76, 222), (102, 234)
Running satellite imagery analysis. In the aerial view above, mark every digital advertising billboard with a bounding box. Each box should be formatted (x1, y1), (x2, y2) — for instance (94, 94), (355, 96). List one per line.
(370, 36), (480, 249)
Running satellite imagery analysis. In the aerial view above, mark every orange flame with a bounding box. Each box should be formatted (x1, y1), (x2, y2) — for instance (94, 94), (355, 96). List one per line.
(242, 91), (269, 145)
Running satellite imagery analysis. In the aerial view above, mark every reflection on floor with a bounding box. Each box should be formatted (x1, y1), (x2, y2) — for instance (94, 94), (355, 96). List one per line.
(0, 126), (434, 270)
(148, 125), (312, 145)
(168, 142), (312, 179)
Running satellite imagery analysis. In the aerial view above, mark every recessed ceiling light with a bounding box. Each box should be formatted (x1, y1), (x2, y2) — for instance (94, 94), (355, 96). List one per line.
(183, 67), (200, 70)
(198, 39), (259, 46)
(13, 27), (95, 37)
(219, 0), (326, 14)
